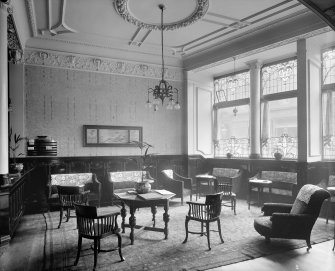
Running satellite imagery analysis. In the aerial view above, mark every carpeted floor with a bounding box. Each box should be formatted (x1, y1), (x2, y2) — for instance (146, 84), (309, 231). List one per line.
(1, 199), (334, 271)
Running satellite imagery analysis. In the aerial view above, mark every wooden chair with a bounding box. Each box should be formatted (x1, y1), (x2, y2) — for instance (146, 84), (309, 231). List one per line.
(214, 178), (236, 215)
(183, 192), (224, 250)
(57, 185), (89, 228)
(74, 204), (125, 270)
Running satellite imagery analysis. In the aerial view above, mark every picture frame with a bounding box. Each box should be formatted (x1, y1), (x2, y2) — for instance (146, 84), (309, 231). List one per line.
(83, 125), (143, 147)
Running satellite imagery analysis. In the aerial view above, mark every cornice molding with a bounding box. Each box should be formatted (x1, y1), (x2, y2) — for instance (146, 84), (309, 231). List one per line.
(190, 26), (331, 72)
(114, 0), (209, 31)
(24, 49), (183, 81)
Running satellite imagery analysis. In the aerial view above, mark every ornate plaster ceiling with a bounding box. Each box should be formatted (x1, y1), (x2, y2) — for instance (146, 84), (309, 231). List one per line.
(9, 0), (333, 70)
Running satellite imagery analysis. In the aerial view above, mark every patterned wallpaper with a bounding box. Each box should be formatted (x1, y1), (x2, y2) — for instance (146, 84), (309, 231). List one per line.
(25, 65), (185, 156)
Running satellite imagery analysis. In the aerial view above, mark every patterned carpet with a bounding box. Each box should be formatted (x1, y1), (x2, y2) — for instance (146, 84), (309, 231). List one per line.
(1, 199), (334, 271)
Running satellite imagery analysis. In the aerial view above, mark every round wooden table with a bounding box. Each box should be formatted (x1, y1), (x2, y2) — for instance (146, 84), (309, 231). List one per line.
(248, 179), (272, 209)
(195, 174), (216, 200)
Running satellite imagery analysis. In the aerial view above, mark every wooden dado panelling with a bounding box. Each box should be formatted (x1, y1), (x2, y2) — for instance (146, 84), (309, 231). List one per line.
(18, 155), (188, 208)
(187, 157), (334, 199)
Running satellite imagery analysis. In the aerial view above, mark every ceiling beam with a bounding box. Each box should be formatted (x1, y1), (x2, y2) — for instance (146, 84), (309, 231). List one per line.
(296, 0), (335, 31)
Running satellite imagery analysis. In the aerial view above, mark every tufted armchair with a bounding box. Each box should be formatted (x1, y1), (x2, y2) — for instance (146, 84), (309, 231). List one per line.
(48, 173), (102, 208)
(254, 184), (330, 251)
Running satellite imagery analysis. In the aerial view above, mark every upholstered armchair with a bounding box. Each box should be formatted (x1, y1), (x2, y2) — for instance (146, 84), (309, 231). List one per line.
(159, 169), (193, 205)
(254, 184), (330, 251)
(48, 173), (102, 208)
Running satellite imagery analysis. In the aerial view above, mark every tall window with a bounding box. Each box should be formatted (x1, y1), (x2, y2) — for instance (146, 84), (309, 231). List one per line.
(261, 58), (298, 159)
(214, 70), (250, 158)
(322, 47), (335, 159)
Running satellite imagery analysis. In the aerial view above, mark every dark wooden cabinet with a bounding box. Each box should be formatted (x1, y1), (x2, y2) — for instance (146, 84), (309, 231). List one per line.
(0, 168), (34, 246)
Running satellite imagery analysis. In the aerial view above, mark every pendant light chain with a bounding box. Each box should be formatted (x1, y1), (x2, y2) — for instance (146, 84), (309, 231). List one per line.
(145, 4), (181, 111)
(160, 4), (165, 81)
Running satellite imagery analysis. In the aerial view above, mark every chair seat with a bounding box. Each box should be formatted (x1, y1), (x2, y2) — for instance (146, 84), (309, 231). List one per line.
(254, 216), (272, 237)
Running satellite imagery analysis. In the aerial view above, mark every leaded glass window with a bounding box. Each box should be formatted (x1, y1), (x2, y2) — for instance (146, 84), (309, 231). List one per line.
(214, 70), (250, 158)
(261, 58), (298, 159)
(262, 59), (297, 95)
(322, 47), (335, 160)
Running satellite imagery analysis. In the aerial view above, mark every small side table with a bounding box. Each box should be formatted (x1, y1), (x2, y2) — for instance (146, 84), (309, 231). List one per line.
(248, 179), (272, 210)
(195, 174), (216, 200)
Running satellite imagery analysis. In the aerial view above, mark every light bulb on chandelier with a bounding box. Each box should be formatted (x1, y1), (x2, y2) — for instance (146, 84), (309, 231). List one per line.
(145, 4), (181, 111)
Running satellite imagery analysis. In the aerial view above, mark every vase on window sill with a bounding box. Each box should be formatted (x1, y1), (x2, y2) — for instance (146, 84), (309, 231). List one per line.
(226, 152), (233, 159)
(274, 152), (283, 160)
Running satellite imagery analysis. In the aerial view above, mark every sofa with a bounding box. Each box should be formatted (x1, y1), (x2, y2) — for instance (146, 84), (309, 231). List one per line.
(159, 169), (192, 205)
(49, 173), (101, 207)
(250, 170), (297, 198)
(107, 171), (154, 204)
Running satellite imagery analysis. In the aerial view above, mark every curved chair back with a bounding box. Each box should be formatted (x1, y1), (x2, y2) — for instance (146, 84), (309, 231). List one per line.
(205, 193), (223, 218)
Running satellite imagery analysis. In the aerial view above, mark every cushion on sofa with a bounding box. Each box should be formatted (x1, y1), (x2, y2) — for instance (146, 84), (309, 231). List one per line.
(212, 168), (239, 178)
(51, 173), (94, 186)
(260, 171), (297, 184)
(109, 171), (146, 183)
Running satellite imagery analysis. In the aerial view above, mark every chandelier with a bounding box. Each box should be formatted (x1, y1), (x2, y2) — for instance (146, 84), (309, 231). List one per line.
(146, 4), (180, 111)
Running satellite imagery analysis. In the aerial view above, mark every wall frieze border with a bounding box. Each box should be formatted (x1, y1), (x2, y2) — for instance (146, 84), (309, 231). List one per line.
(24, 49), (183, 81)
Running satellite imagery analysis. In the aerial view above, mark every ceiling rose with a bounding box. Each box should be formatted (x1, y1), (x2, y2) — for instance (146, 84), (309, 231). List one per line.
(114, 0), (209, 31)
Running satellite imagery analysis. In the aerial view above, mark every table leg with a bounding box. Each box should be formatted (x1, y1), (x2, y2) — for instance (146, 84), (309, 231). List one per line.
(129, 206), (136, 245)
(120, 201), (126, 233)
(151, 205), (157, 228)
(163, 200), (170, 240)
(196, 179), (199, 200)
(248, 183), (251, 210)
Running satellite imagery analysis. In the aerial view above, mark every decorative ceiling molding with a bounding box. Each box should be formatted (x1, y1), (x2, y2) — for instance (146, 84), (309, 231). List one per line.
(25, 0), (37, 37)
(191, 26), (331, 73)
(50, 0), (76, 35)
(175, 2), (304, 55)
(24, 49), (183, 81)
(40, 0), (55, 36)
(114, 0), (209, 31)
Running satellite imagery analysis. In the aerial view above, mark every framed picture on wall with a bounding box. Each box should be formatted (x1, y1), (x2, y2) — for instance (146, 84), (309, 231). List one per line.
(83, 125), (142, 147)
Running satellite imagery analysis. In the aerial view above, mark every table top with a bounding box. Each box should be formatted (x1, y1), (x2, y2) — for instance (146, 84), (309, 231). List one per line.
(57, 183), (85, 187)
(97, 206), (121, 217)
(249, 179), (272, 184)
(115, 189), (176, 202)
(195, 174), (216, 179)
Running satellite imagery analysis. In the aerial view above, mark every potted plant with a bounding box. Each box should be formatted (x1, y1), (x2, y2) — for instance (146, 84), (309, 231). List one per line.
(9, 128), (25, 174)
(274, 151), (283, 160)
(226, 152), (233, 159)
(131, 140), (156, 194)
